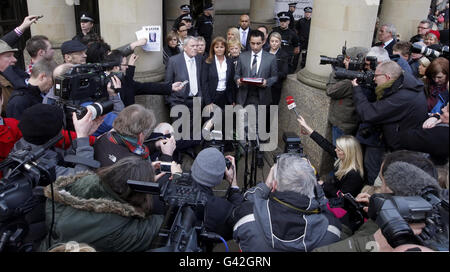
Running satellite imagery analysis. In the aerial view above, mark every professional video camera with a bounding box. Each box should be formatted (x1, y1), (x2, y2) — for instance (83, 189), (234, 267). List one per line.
(127, 173), (224, 252)
(320, 42), (370, 71)
(0, 134), (62, 252)
(411, 43), (449, 60)
(334, 67), (375, 88)
(54, 63), (119, 130)
(368, 187), (449, 251)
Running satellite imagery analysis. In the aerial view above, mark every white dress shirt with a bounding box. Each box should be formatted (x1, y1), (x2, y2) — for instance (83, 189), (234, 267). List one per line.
(215, 55), (227, 91)
(184, 52), (198, 96)
(250, 50), (263, 76)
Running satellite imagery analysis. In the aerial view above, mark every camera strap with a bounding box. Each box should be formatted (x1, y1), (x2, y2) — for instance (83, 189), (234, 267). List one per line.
(271, 196), (320, 214)
(63, 155), (101, 169)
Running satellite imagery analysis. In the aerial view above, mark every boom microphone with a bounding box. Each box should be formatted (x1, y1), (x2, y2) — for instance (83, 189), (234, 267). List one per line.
(286, 96), (300, 118)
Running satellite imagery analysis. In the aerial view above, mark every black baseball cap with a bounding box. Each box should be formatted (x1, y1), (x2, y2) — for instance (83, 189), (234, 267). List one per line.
(61, 40), (87, 55)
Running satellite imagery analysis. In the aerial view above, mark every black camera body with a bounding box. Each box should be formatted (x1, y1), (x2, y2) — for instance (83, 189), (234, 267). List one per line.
(127, 173), (213, 252)
(54, 63), (118, 130)
(0, 134), (62, 252)
(334, 67), (375, 88)
(368, 189), (449, 250)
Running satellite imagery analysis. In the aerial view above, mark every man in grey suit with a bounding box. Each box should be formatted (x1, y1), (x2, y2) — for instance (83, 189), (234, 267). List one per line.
(235, 30), (278, 107)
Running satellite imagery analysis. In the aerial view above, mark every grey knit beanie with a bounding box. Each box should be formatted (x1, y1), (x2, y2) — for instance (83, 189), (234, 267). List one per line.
(191, 148), (226, 187)
(383, 161), (441, 197)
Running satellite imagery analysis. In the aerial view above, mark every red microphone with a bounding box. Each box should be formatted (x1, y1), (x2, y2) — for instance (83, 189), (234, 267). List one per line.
(286, 96), (300, 118)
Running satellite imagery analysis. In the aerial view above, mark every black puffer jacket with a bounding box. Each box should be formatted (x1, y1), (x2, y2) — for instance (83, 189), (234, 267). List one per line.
(353, 72), (428, 151)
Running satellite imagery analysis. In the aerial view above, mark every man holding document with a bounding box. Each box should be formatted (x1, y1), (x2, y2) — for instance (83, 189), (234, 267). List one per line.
(235, 30), (278, 107)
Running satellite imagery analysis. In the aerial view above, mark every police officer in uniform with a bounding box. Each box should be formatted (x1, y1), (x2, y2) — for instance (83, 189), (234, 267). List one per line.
(270, 12), (299, 74)
(173, 4), (192, 31)
(72, 12), (96, 42)
(287, 2), (297, 30)
(196, 3), (214, 53)
(296, 7), (313, 69)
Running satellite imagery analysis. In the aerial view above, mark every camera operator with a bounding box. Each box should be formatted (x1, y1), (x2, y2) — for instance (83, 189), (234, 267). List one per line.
(313, 150), (443, 252)
(325, 47), (369, 143)
(102, 50), (184, 107)
(39, 156), (164, 252)
(352, 60), (428, 185)
(6, 59), (56, 120)
(231, 154), (341, 252)
(12, 103), (104, 178)
(188, 148), (242, 243)
(94, 104), (176, 167)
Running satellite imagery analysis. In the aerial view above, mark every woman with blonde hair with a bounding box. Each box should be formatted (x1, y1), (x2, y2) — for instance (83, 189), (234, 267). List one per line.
(227, 27), (243, 50)
(297, 115), (365, 198)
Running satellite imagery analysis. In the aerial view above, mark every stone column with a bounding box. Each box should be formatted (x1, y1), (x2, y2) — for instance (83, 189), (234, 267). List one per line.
(278, 0), (380, 176)
(26, 0), (76, 44)
(378, 0), (431, 41)
(249, 0), (276, 27)
(98, 0), (168, 122)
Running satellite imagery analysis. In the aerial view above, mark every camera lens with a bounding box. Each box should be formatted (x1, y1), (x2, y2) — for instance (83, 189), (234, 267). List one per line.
(84, 100), (114, 120)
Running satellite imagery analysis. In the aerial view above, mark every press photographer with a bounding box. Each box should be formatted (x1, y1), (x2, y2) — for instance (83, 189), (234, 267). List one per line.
(313, 150), (447, 252)
(231, 153), (341, 252)
(39, 156), (164, 252)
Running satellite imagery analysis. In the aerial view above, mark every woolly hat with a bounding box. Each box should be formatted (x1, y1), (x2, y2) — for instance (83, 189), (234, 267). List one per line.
(191, 148), (226, 187)
(383, 161), (441, 197)
(18, 104), (64, 145)
(427, 30), (440, 41)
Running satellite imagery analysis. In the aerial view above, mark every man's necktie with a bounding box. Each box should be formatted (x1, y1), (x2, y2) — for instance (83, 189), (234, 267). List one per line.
(251, 54), (257, 77)
(189, 58), (198, 96)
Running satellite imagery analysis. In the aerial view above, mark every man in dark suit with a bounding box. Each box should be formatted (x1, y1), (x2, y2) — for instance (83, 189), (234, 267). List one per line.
(165, 36), (203, 148)
(235, 30), (278, 107)
(238, 14), (252, 52)
(374, 23), (397, 56)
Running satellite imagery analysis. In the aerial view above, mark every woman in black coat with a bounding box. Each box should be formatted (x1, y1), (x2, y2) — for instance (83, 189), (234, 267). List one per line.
(201, 36), (235, 111)
(266, 32), (289, 106)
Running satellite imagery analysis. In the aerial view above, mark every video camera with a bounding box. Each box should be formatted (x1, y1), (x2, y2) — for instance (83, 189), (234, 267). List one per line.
(127, 173), (223, 252)
(368, 187), (449, 250)
(53, 63), (120, 130)
(411, 43), (449, 60)
(320, 42), (372, 71)
(0, 134), (62, 252)
(334, 67), (376, 89)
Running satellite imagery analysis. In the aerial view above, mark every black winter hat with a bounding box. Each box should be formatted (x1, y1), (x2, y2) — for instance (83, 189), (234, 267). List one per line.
(18, 104), (64, 145)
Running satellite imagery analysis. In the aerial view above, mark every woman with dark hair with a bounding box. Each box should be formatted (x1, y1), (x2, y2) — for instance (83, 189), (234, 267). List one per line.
(39, 156), (165, 252)
(163, 31), (181, 66)
(201, 36), (235, 111)
(424, 57), (449, 113)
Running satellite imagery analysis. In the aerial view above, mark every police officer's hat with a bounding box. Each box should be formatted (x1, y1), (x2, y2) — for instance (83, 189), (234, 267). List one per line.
(288, 2), (297, 7)
(80, 12), (94, 22)
(180, 4), (191, 12)
(278, 12), (291, 21)
(181, 14), (193, 21)
(204, 3), (214, 11)
(304, 7), (313, 13)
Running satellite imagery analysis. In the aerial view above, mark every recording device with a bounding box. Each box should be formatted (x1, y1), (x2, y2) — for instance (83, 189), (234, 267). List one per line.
(285, 96), (300, 118)
(273, 132), (305, 164)
(334, 67), (375, 88)
(127, 173), (223, 252)
(54, 63), (117, 130)
(35, 15), (44, 20)
(368, 188), (449, 250)
(319, 41), (370, 71)
(410, 43), (449, 60)
(0, 134), (62, 252)
(180, 80), (189, 88)
(159, 162), (172, 173)
(339, 192), (368, 231)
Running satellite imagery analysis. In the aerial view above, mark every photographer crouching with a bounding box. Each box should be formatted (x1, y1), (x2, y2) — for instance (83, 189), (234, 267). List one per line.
(39, 156), (164, 252)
